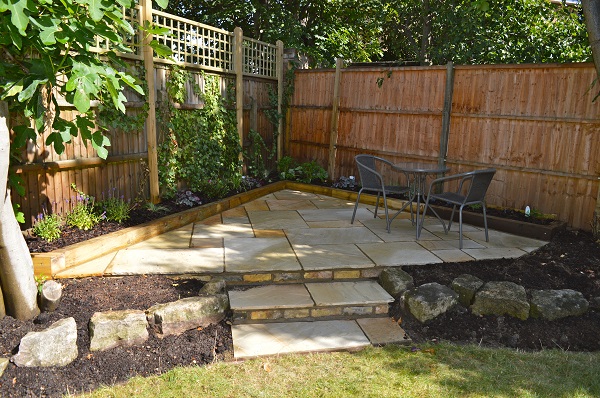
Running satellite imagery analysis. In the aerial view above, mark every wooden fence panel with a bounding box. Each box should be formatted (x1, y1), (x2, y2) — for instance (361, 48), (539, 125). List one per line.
(286, 63), (600, 230)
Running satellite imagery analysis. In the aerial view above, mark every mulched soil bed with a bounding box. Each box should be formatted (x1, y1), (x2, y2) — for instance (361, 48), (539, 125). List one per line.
(4, 185), (599, 397)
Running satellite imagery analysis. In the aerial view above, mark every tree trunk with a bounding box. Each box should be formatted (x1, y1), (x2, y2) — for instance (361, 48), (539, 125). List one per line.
(581, 0), (600, 239)
(419, 0), (432, 66)
(0, 101), (40, 320)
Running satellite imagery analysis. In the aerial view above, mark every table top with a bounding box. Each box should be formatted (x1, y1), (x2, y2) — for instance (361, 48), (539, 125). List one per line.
(393, 162), (450, 174)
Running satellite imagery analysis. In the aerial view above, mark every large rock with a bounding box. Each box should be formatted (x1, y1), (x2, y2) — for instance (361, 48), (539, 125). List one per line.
(89, 310), (149, 352)
(451, 274), (484, 306)
(471, 281), (530, 320)
(402, 282), (459, 323)
(199, 279), (226, 296)
(12, 317), (78, 367)
(529, 289), (589, 320)
(147, 294), (229, 336)
(379, 267), (414, 297)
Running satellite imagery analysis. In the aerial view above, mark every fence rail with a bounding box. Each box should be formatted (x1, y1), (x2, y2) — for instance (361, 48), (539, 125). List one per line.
(286, 62), (600, 231)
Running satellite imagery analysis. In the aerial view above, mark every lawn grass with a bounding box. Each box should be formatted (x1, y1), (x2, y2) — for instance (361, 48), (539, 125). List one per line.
(80, 343), (600, 398)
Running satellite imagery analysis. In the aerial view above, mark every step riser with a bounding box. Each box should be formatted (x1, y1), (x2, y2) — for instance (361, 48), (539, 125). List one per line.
(222, 268), (383, 286)
(232, 304), (390, 324)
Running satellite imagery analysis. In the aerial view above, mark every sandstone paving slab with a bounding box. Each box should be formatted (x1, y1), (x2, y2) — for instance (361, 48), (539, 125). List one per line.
(358, 242), (443, 266)
(222, 217), (250, 225)
(54, 252), (116, 278)
(192, 222), (254, 239)
(248, 210), (309, 230)
(286, 227), (382, 246)
(266, 199), (317, 211)
(222, 206), (248, 219)
(306, 220), (365, 228)
(306, 281), (393, 306)
(462, 247), (528, 260)
(231, 320), (370, 358)
(418, 239), (484, 251)
(198, 214), (222, 225)
(229, 284), (314, 310)
(225, 237), (301, 273)
(356, 318), (411, 346)
(310, 198), (358, 209)
(463, 230), (546, 250)
(243, 200), (270, 212)
(293, 244), (375, 270)
(106, 248), (224, 275)
(128, 226), (193, 249)
(298, 208), (372, 222)
(190, 237), (223, 248)
(364, 219), (439, 242)
(430, 250), (475, 263)
(273, 190), (321, 200)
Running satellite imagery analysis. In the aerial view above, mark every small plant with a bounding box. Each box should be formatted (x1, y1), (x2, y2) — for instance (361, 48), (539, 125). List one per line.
(277, 156), (300, 180)
(240, 176), (263, 191)
(34, 274), (47, 294)
(298, 161), (328, 183)
(145, 202), (169, 213)
(175, 190), (203, 207)
(332, 176), (356, 190)
(96, 196), (131, 223)
(32, 212), (62, 242)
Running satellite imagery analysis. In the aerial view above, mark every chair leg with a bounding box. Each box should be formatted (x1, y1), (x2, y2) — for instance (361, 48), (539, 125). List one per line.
(382, 191), (390, 233)
(448, 205), (457, 231)
(351, 190), (363, 224)
(482, 203), (489, 242)
(374, 193), (380, 218)
(459, 205), (465, 249)
(418, 197), (430, 238)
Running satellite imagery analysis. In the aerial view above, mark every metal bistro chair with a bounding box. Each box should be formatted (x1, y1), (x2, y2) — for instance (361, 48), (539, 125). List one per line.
(419, 168), (496, 249)
(351, 154), (413, 230)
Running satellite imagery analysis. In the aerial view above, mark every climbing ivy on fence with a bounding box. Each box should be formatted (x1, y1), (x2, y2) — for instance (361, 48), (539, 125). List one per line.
(157, 68), (242, 199)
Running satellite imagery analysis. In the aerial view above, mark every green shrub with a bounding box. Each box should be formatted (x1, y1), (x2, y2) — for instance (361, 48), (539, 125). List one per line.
(66, 198), (101, 230)
(32, 213), (62, 242)
(95, 196), (131, 223)
(298, 160), (328, 183)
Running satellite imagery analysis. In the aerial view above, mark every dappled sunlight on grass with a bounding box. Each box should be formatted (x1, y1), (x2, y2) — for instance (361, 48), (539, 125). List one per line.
(83, 344), (600, 398)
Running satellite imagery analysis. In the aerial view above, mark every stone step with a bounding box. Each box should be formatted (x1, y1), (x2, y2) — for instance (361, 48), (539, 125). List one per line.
(228, 280), (394, 324)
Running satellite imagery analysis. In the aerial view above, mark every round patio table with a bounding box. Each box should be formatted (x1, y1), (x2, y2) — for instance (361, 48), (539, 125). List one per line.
(389, 162), (450, 239)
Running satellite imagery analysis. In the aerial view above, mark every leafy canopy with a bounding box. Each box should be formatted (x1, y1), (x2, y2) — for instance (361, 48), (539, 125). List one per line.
(0, 0), (168, 159)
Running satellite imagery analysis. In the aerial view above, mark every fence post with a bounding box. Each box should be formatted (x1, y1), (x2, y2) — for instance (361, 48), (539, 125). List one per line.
(234, 27), (244, 160)
(276, 40), (284, 161)
(141, 0), (160, 203)
(438, 61), (454, 174)
(328, 58), (343, 180)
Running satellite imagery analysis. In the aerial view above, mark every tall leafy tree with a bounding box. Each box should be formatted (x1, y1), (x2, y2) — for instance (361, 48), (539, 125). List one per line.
(0, 0), (168, 320)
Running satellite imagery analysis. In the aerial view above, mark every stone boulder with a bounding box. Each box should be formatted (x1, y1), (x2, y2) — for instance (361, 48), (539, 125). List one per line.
(12, 317), (78, 367)
(379, 267), (414, 297)
(471, 281), (530, 320)
(529, 289), (589, 320)
(89, 310), (149, 352)
(147, 294), (229, 336)
(402, 282), (459, 323)
(451, 274), (484, 306)
(199, 279), (226, 296)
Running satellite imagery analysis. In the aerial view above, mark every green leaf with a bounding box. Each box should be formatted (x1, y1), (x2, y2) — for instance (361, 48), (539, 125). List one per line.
(45, 132), (66, 154)
(76, 115), (95, 141)
(18, 78), (47, 102)
(11, 125), (37, 149)
(1, 79), (24, 99)
(154, 0), (168, 10)
(149, 39), (173, 58)
(6, 0), (31, 35)
(91, 131), (110, 159)
(9, 174), (26, 197)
